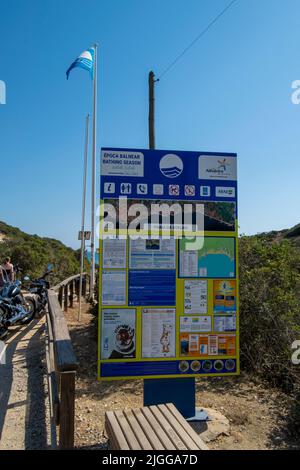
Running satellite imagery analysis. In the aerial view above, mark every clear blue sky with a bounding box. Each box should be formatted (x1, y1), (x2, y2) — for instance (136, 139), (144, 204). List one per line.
(0, 0), (299, 248)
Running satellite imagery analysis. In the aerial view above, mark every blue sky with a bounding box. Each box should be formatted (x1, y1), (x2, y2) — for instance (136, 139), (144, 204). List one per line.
(0, 0), (299, 248)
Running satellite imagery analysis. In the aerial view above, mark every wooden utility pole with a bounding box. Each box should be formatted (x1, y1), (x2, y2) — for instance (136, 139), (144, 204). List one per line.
(148, 71), (155, 149)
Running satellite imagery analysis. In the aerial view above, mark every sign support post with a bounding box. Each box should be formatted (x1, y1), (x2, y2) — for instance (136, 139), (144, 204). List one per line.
(144, 71), (197, 418)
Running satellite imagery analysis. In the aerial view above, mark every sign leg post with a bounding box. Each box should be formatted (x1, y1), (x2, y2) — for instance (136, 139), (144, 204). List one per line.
(143, 378), (210, 421)
(144, 377), (195, 418)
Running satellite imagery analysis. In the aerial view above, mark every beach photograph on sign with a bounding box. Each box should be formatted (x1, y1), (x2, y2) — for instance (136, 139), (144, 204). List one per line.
(102, 238), (127, 269)
(142, 308), (176, 358)
(129, 238), (175, 269)
(179, 236), (236, 278)
(102, 198), (236, 232)
(101, 270), (126, 305)
(101, 309), (136, 359)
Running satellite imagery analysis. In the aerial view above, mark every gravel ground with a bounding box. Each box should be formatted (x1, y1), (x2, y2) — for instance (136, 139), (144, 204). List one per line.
(0, 317), (50, 450)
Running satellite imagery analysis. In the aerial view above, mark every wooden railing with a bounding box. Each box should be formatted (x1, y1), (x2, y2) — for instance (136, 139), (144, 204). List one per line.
(55, 273), (90, 312)
(46, 273), (90, 449)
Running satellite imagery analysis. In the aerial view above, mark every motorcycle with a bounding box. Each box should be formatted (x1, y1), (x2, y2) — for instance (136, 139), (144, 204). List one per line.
(0, 302), (8, 339)
(0, 271), (36, 339)
(26, 263), (53, 316)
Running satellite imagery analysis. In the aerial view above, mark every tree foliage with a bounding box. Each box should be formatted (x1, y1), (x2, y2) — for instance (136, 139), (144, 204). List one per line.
(0, 221), (89, 286)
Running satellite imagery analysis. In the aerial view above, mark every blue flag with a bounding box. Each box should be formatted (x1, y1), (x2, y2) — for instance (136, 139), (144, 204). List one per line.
(66, 48), (94, 80)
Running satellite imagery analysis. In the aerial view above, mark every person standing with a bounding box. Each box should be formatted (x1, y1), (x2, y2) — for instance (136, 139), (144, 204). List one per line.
(2, 257), (14, 282)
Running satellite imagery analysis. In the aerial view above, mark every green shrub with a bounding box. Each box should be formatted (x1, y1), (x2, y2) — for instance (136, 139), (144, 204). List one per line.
(239, 235), (300, 391)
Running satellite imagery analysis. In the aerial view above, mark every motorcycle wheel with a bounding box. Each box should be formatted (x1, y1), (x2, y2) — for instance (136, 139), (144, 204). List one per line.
(0, 306), (8, 339)
(20, 298), (36, 324)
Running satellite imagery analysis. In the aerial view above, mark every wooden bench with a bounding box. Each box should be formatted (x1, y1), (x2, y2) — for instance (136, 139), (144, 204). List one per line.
(105, 403), (209, 450)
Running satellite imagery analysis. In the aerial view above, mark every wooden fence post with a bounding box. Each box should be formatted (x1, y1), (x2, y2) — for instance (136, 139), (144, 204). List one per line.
(82, 275), (86, 298)
(75, 279), (79, 299)
(59, 371), (76, 449)
(88, 275), (91, 298)
(64, 284), (68, 312)
(58, 287), (63, 307)
(69, 281), (74, 308)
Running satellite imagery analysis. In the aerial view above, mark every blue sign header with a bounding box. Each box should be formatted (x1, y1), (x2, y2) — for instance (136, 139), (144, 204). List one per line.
(100, 148), (237, 203)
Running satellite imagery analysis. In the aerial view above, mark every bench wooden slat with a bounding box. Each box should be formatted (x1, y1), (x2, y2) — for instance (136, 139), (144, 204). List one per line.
(124, 410), (153, 450)
(158, 404), (201, 451)
(105, 404), (209, 451)
(140, 406), (176, 450)
(114, 410), (142, 450)
(105, 411), (130, 450)
(149, 405), (188, 450)
(165, 403), (209, 450)
(132, 408), (165, 450)
(106, 413), (128, 450)
(106, 422), (122, 450)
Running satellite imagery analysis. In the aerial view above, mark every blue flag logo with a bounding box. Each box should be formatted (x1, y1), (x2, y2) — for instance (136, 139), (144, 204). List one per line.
(66, 48), (94, 80)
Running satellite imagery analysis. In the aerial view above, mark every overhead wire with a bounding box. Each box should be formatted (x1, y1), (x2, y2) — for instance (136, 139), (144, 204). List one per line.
(157, 0), (239, 81)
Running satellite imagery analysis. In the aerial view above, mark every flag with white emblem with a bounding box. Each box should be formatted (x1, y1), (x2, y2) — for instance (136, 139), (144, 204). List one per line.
(66, 48), (94, 80)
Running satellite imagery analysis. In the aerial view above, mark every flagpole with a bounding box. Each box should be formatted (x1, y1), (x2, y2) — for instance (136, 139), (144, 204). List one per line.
(90, 43), (98, 300)
(78, 114), (90, 321)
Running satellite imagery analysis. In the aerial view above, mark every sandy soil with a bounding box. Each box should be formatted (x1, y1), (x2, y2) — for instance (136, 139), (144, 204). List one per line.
(65, 306), (300, 450)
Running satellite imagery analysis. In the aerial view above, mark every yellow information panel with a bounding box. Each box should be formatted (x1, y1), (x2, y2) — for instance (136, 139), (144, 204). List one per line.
(98, 148), (239, 380)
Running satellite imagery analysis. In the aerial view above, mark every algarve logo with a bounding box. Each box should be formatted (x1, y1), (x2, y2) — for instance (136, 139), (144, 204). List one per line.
(206, 158), (231, 176)
(199, 155), (237, 181)
(217, 158), (230, 172)
(159, 154), (183, 178)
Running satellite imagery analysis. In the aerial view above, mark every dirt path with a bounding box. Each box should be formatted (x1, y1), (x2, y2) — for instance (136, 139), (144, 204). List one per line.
(0, 318), (50, 450)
